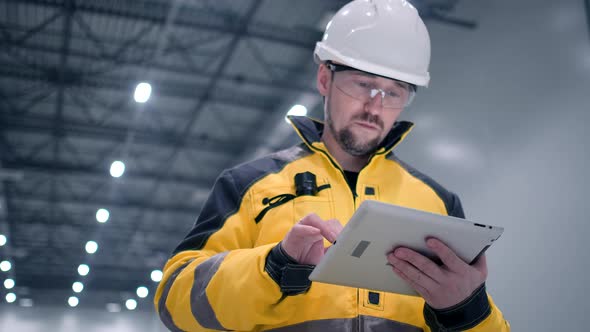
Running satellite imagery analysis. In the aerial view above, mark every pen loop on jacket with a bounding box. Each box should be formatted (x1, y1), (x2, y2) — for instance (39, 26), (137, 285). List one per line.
(254, 184), (331, 223)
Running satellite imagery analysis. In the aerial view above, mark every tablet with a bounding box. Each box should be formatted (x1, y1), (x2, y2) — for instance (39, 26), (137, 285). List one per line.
(308, 200), (504, 296)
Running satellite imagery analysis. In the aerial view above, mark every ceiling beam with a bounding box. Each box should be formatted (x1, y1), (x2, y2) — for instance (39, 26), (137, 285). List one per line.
(0, 66), (280, 112)
(119, 1), (265, 256)
(7, 186), (200, 215)
(3, 158), (211, 193)
(6, 0), (319, 50)
(0, 32), (316, 94)
(7, 218), (186, 240)
(1, 113), (241, 156)
(15, 271), (158, 293)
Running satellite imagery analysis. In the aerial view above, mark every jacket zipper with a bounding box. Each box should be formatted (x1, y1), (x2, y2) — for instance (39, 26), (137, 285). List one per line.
(355, 164), (366, 332)
(311, 145), (384, 332)
(312, 148), (362, 331)
(288, 118), (413, 332)
(357, 288), (361, 332)
(307, 145), (356, 201)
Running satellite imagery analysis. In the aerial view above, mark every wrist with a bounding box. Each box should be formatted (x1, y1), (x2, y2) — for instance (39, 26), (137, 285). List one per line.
(423, 283), (491, 331)
(264, 242), (314, 296)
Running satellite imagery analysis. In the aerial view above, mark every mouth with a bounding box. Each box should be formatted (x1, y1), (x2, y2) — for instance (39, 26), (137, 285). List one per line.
(354, 121), (381, 131)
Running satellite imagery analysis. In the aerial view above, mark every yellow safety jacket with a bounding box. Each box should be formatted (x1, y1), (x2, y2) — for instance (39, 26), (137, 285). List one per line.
(154, 116), (510, 331)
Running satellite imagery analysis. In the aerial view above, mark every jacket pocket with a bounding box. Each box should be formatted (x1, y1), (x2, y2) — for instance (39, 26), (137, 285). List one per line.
(252, 180), (334, 246)
(292, 194), (334, 223)
(293, 194), (335, 248)
(252, 186), (294, 246)
(361, 289), (385, 311)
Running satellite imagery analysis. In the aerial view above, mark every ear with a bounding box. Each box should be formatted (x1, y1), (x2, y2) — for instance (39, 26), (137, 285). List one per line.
(316, 64), (331, 97)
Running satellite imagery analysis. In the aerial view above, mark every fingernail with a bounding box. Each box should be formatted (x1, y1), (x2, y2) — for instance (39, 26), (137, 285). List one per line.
(394, 249), (405, 258)
(427, 239), (437, 248)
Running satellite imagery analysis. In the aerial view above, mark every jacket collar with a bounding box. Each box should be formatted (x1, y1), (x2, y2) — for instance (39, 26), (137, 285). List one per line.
(287, 116), (414, 156)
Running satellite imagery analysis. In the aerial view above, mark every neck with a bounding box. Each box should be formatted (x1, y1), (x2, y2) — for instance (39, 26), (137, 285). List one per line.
(321, 130), (370, 172)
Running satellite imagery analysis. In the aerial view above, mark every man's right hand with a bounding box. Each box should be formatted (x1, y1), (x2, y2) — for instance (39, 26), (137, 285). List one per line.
(281, 213), (343, 265)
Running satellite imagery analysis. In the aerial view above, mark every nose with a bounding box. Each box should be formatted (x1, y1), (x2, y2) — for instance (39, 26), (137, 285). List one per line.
(364, 89), (383, 114)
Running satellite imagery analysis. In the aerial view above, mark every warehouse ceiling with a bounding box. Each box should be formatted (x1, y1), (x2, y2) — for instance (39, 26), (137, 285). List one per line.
(0, 0), (474, 311)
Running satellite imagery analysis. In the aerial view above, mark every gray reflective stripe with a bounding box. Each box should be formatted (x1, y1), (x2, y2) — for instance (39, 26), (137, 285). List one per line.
(266, 316), (423, 332)
(266, 318), (353, 332)
(158, 260), (194, 332)
(191, 252), (230, 331)
(360, 315), (423, 332)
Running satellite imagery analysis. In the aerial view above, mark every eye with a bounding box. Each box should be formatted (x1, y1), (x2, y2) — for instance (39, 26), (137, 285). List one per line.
(355, 80), (373, 88)
(386, 90), (401, 98)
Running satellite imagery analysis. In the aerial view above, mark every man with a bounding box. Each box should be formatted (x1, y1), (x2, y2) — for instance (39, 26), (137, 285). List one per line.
(154, 0), (510, 331)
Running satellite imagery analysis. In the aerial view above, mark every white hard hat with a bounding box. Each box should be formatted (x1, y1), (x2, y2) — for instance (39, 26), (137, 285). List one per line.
(314, 0), (431, 87)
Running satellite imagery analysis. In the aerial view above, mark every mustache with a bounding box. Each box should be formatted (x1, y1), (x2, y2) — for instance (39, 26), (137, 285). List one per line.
(353, 113), (384, 129)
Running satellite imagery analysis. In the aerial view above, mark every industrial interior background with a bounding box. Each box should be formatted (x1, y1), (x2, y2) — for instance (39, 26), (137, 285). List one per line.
(0, 0), (588, 331)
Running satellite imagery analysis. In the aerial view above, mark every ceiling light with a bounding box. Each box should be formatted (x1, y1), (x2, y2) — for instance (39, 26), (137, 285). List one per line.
(136, 286), (149, 298)
(85, 241), (98, 254)
(72, 282), (84, 293)
(78, 264), (89, 276)
(96, 208), (110, 223)
(0, 234), (6, 246)
(4, 278), (14, 289)
(125, 299), (137, 310)
(5, 293), (16, 303)
(19, 298), (33, 307)
(134, 82), (152, 103)
(106, 303), (121, 313)
(285, 104), (307, 123)
(68, 296), (79, 307)
(150, 270), (163, 282)
(109, 161), (125, 178)
(0, 260), (11, 272)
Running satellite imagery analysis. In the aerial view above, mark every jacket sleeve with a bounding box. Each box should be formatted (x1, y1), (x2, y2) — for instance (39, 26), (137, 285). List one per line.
(423, 193), (510, 331)
(423, 284), (511, 331)
(153, 170), (297, 331)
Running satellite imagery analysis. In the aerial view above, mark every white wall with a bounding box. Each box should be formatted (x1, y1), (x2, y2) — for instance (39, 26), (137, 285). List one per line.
(396, 0), (590, 330)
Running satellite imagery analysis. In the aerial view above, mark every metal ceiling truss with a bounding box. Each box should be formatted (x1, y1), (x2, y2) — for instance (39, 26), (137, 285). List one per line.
(0, 0), (477, 310)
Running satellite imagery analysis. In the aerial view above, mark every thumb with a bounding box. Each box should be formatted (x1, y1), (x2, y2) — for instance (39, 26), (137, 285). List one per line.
(472, 253), (488, 274)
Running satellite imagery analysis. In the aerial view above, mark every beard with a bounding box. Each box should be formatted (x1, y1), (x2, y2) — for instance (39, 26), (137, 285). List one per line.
(326, 98), (385, 157)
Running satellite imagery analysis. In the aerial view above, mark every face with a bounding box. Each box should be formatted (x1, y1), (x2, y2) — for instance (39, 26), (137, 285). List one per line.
(317, 64), (405, 156)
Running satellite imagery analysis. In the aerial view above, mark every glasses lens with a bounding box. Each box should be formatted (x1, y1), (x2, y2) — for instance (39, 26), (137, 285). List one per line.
(334, 71), (414, 108)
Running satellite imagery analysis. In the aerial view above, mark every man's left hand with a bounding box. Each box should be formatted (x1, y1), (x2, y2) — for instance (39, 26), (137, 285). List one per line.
(386, 238), (487, 309)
